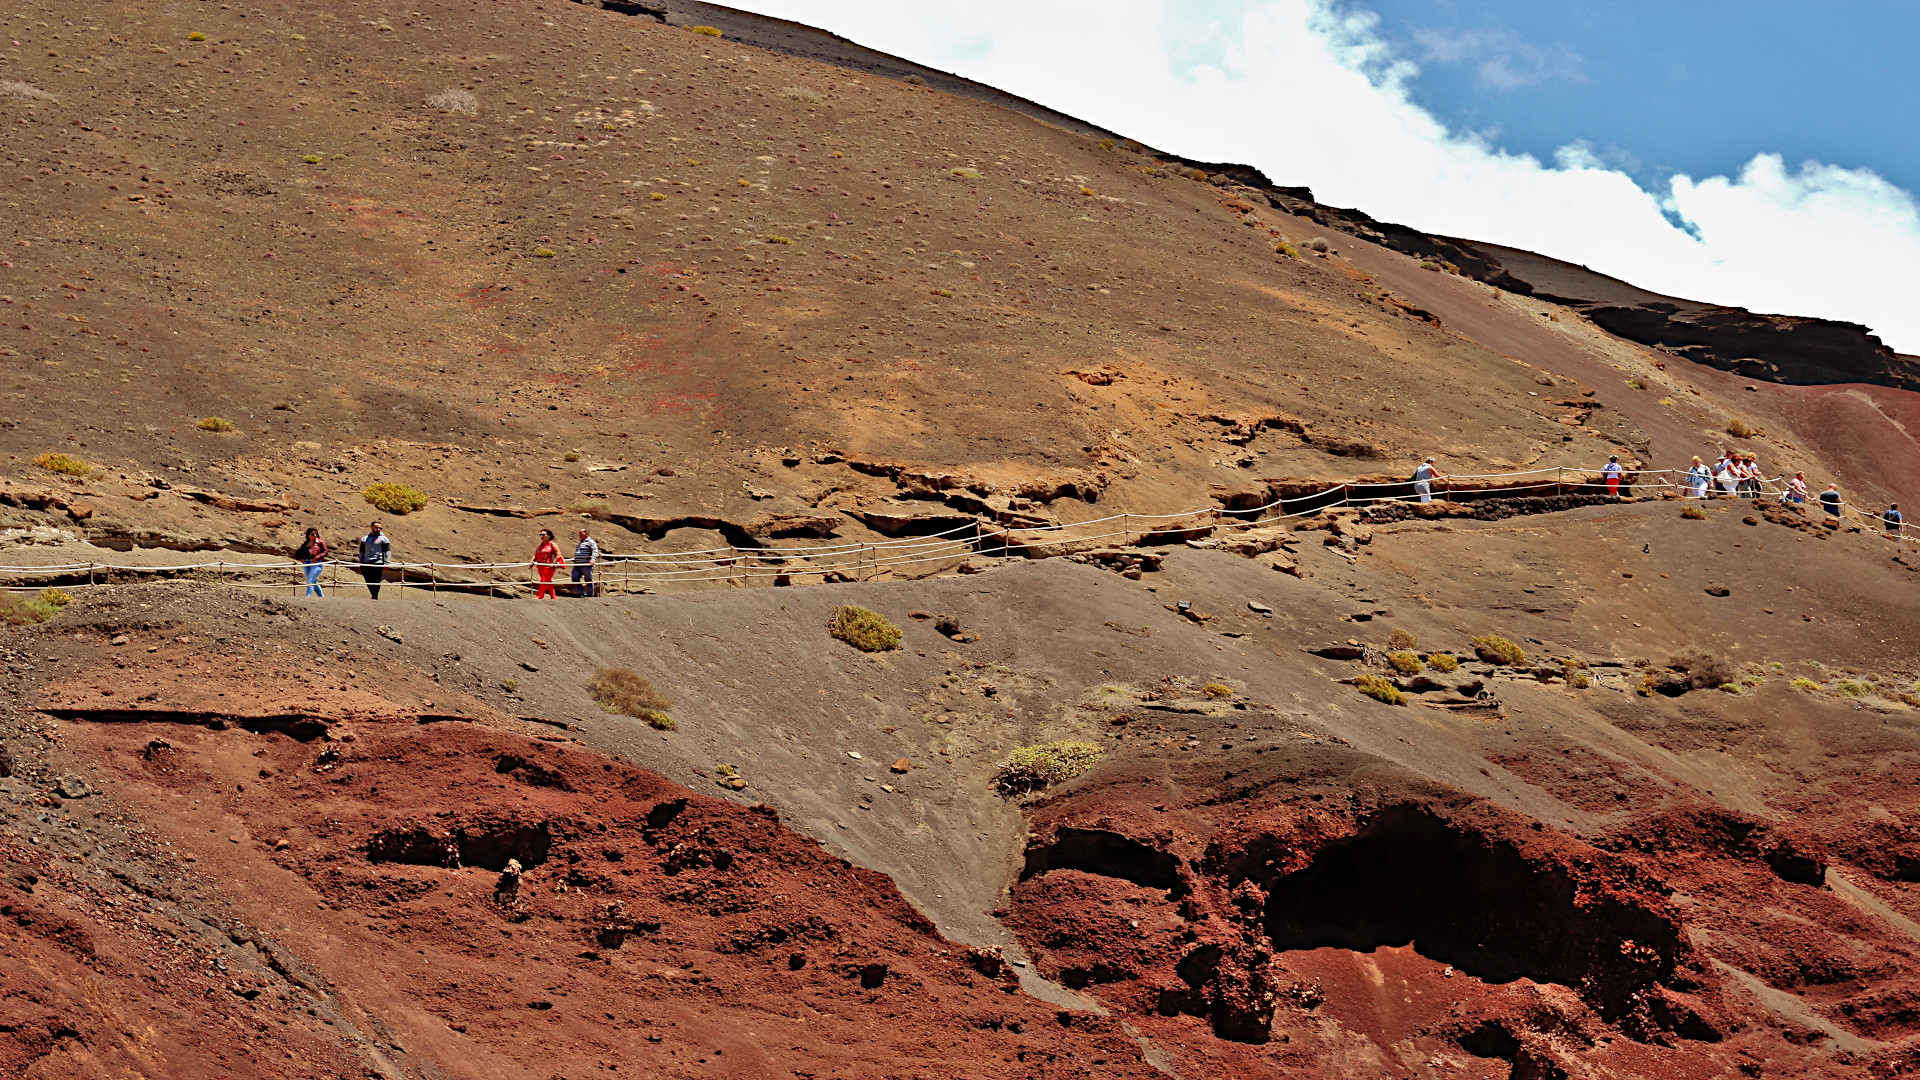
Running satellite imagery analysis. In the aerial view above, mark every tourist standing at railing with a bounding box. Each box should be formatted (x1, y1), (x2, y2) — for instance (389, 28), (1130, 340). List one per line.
(357, 521), (391, 600)
(294, 527), (329, 598)
(1783, 472), (1809, 505)
(1887, 504), (1905, 538)
(1821, 484), (1842, 517)
(1687, 457), (1711, 498)
(1720, 449), (1751, 495)
(572, 527), (600, 598)
(1601, 456), (1623, 497)
(532, 528), (562, 600)
(1412, 458), (1446, 503)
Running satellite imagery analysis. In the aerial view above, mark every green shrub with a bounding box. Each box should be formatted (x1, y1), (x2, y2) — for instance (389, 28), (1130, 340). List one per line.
(992, 740), (1103, 796)
(1569, 672), (1591, 689)
(301, 154), (323, 164)
(1354, 674), (1406, 705)
(767, 235), (793, 245)
(362, 482), (429, 515)
(1471, 634), (1527, 666)
(930, 287), (954, 298)
(1275, 241), (1298, 258)
(1681, 506), (1706, 519)
(1201, 682), (1234, 699)
(1424, 652), (1459, 673)
(196, 416), (237, 432)
(0, 588), (73, 626)
(563, 450), (582, 462)
(1419, 260), (1442, 271)
(1188, 168), (1208, 182)
(688, 24), (722, 36)
(1834, 679), (1874, 698)
(1385, 651), (1423, 676)
(188, 32), (208, 41)
(532, 247), (556, 258)
(1387, 627), (1419, 650)
(829, 605), (901, 652)
(1096, 138), (1116, 151)
(34, 452), (92, 477)
(586, 666), (675, 730)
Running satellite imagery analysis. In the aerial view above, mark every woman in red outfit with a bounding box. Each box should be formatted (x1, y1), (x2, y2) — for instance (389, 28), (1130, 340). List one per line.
(532, 528), (562, 599)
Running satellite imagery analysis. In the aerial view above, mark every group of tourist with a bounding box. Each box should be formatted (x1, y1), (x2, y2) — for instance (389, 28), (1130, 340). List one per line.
(291, 522), (602, 599)
(287, 454), (1908, 598)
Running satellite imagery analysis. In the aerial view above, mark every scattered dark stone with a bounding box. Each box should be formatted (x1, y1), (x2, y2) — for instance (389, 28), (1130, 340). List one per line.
(55, 775), (93, 799)
(1704, 584), (1731, 597)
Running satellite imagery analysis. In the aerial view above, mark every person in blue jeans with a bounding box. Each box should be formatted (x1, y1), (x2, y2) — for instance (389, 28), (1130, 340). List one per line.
(294, 527), (329, 597)
(1820, 484), (1842, 517)
(1886, 504), (1904, 538)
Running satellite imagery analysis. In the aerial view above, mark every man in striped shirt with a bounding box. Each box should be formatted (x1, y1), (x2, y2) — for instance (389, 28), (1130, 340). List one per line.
(571, 528), (600, 598)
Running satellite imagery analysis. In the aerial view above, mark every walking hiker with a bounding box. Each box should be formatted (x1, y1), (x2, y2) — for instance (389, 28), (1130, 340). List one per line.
(1783, 472), (1809, 505)
(1821, 484), (1842, 517)
(532, 528), (561, 600)
(1412, 457), (1446, 504)
(1601, 456), (1624, 497)
(294, 527), (328, 598)
(1687, 457), (1711, 499)
(571, 527), (600, 598)
(357, 521), (391, 600)
(1886, 504), (1904, 538)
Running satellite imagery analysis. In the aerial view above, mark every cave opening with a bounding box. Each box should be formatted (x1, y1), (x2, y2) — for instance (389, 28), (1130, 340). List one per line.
(1259, 805), (1676, 1018)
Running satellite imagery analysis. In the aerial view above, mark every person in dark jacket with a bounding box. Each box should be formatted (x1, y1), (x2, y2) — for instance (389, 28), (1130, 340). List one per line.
(1820, 484), (1842, 517)
(357, 521), (391, 599)
(294, 527), (329, 598)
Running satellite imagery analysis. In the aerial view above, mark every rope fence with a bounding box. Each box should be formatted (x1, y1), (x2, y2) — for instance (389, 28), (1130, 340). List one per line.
(1, 463), (1912, 598)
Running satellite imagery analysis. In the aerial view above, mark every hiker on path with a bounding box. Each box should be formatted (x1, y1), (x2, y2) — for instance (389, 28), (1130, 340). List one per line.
(1687, 457), (1711, 498)
(1412, 458), (1446, 504)
(294, 527), (329, 598)
(571, 527), (600, 598)
(532, 528), (562, 600)
(1886, 504), (1904, 538)
(1601, 456), (1624, 497)
(1741, 455), (1763, 499)
(357, 521), (391, 600)
(1820, 484), (1843, 518)
(1783, 472), (1809, 505)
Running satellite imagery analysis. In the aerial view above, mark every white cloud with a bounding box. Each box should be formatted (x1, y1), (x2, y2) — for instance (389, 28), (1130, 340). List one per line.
(726, 0), (1920, 352)
(1409, 25), (1586, 90)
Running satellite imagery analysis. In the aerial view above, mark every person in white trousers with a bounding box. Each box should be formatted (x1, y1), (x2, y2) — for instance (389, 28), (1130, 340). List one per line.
(1413, 458), (1446, 503)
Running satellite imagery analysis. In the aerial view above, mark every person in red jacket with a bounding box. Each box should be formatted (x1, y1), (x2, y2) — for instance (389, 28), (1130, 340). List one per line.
(532, 528), (561, 599)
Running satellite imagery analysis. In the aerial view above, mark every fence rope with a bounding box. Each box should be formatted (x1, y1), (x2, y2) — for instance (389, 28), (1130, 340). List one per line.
(2, 464), (1911, 593)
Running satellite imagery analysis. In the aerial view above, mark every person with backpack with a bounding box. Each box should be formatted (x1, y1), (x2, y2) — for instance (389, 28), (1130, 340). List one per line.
(1886, 504), (1904, 538)
(357, 521), (391, 600)
(532, 528), (562, 599)
(1412, 457), (1446, 504)
(294, 527), (329, 598)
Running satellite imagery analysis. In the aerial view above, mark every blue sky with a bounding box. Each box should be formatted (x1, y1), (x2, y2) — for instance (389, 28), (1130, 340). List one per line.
(729, 0), (1920, 350)
(1349, 0), (1920, 195)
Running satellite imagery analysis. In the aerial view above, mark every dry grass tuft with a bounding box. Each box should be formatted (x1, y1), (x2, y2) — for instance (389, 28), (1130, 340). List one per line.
(1388, 627), (1419, 650)
(829, 605), (901, 652)
(1681, 505), (1707, 519)
(1668, 647), (1736, 690)
(1424, 652), (1460, 673)
(34, 452), (92, 478)
(0, 588), (72, 626)
(1726, 418), (1758, 439)
(586, 667), (674, 730)
(688, 25), (723, 37)
(196, 416), (237, 432)
(1471, 634), (1527, 666)
(1385, 651), (1423, 676)
(426, 88), (478, 114)
(362, 482), (428, 515)
(992, 740), (1103, 796)
(0, 81), (56, 101)
(1201, 682), (1234, 699)
(1354, 674), (1407, 705)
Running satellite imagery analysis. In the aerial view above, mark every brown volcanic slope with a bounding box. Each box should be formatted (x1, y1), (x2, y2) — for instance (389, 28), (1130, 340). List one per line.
(11, 3), (1920, 1080)
(5, 0), (1913, 573)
